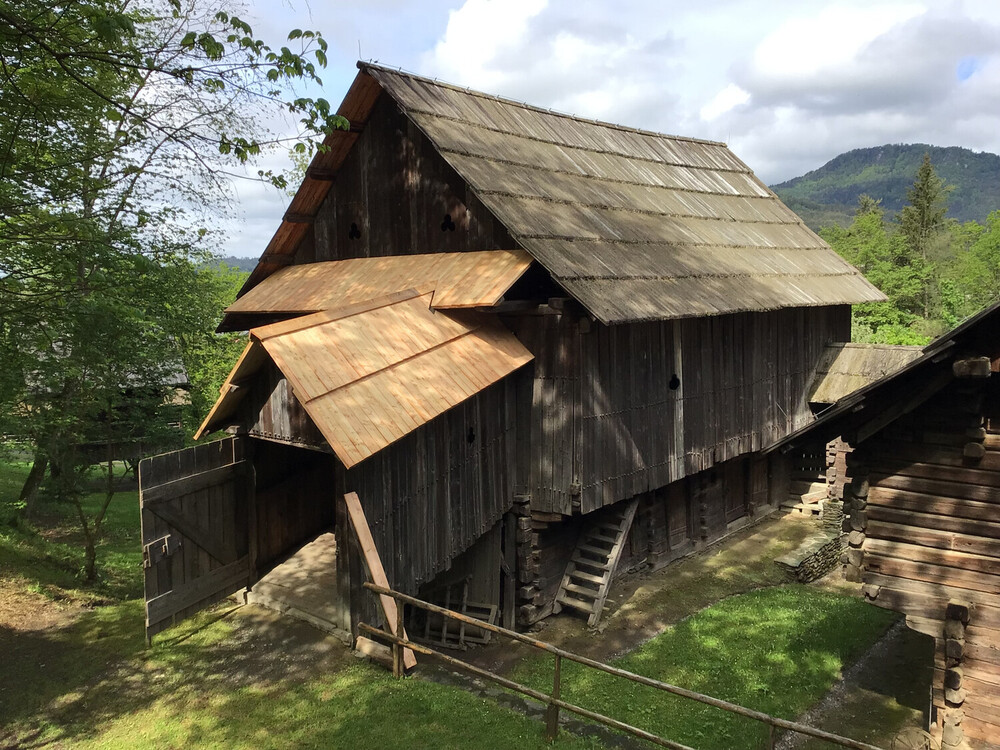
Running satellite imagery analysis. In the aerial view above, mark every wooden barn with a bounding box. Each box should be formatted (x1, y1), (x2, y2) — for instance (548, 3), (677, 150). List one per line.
(774, 301), (1000, 749)
(138, 63), (883, 648)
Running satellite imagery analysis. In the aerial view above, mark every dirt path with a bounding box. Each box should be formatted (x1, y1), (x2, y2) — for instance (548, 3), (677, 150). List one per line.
(775, 584), (934, 750)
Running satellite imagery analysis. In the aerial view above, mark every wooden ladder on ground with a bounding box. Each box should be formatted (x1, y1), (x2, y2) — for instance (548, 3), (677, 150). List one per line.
(553, 499), (638, 627)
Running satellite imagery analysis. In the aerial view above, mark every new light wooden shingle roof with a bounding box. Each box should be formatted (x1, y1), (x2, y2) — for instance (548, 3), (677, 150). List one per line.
(237, 63), (884, 324)
(198, 291), (533, 467)
(226, 250), (532, 317)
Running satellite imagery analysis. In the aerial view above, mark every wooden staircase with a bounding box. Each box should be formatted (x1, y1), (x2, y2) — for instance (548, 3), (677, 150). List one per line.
(553, 499), (638, 627)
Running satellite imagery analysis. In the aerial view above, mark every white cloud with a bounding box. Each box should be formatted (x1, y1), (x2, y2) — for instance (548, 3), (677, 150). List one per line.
(220, 0), (1000, 256)
(700, 84), (750, 121)
(423, 0), (549, 91)
(748, 4), (926, 83)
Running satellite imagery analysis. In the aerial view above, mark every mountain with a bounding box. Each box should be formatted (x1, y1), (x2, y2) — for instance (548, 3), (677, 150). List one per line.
(214, 255), (257, 273)
(772, 144), (1000, 231)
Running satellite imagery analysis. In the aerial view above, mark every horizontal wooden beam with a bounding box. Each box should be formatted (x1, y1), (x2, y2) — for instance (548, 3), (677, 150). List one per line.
(869, 487), (1000, 524)
(305, 166), (337, 182)
(141, 462), (243, 505)
(870, 472), (1000, 505)
(868, 504), (1000, 542)
(282, 211), (315, 224)
(258, 253), (296, 266)
(867, 518), (1000, 558)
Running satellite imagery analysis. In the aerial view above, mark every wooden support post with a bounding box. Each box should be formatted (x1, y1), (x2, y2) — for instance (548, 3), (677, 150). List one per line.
(344, 491), (417, 670)
(843, 455), (868, 583)
(546, 653), (562, 741)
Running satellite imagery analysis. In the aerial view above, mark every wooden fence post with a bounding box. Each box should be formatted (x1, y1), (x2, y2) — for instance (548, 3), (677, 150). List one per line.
(393, 600), (405, 678)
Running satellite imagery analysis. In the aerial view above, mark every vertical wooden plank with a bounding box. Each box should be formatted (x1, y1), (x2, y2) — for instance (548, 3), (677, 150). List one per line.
(343, 491), (417, 669)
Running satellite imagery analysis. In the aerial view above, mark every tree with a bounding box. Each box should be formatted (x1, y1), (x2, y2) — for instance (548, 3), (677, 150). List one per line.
(174, 262), (250, 433)
(0, 0), (345, 581)
(897, 153), (952, 317)
(898, 153), (951, 259)
(822, 196), (930, 344)
(947, 211), (1000, 319)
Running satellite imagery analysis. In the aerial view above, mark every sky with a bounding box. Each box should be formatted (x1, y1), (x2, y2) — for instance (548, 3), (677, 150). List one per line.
(221, 0), (1000, 257)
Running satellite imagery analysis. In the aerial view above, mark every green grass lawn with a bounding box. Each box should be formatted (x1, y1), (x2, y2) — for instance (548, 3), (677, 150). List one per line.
(0, 459), (142, 601)
(516, 586), (898, 750)
(1, 455), (905, 750)
(2, 603), (601, 750)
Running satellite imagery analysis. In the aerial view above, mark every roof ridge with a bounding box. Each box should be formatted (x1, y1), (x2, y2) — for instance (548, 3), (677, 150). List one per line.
(358, 60), (730, 150)
(416, 110), (753, 175)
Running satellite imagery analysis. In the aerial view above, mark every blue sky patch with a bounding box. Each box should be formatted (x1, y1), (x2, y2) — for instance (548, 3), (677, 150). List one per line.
(957, 56), (980, 81)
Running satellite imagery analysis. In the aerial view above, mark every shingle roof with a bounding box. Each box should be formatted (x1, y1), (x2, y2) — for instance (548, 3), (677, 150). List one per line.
(224, 250), (531, 322)
(236, 63), (885, 324)
(808, 343), (924, 404)
(198, 291), (533, 467)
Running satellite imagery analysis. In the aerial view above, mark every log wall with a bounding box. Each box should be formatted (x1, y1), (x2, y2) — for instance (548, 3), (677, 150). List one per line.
(506, 306), (849, 516)
(850, 376), (1000, 747)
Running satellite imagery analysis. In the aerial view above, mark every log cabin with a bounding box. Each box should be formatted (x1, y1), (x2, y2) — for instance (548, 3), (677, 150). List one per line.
(137, 63), (883, 651)
(773, 301), (1000, 749)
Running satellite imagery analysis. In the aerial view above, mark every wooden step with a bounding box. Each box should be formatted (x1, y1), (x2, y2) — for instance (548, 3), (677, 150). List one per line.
(790, 480), (827, 495)
(790, 489), (826, 504)
(569, 569), (606, 585)
(587, 533), (618, 545)
(563, 583), (600, 598)
(785, 502), (823, 517)
(556, 594), (595, 614)
(554, 498), (639, 628)
(572, 555), (611, 570)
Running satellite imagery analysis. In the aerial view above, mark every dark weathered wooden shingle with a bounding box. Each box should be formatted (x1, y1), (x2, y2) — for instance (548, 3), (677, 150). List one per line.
(364, 64), (884, 323)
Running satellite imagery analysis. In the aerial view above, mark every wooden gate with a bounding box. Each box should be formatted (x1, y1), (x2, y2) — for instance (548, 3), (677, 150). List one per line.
(139, 436), (254, 640)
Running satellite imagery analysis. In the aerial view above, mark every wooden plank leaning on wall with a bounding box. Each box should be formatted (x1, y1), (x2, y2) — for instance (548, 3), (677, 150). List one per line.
(343, 491), (417, 670)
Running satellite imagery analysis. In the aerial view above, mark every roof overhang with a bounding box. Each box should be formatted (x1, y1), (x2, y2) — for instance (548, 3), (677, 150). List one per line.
(198, 290), (533, 468)
(220, 249), (533, 332)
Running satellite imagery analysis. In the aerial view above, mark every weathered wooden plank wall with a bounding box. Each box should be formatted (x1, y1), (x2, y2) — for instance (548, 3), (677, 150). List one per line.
(507, 305), (849, 516)
(309, 93), (516, 263)
(343, 376), (520, 620)
(854, 379), (1000, 745)
(525, 453), (766, 620)
(248, 362), (330, 452)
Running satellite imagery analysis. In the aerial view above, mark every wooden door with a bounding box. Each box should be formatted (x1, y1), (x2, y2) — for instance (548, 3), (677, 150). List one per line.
(139, 437), (253, 641)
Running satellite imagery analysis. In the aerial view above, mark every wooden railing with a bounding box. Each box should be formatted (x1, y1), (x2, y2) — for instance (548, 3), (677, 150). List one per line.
(360, 582), (886, 750)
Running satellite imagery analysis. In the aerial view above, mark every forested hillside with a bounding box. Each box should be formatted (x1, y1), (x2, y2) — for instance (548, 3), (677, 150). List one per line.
(216, 255), (258, 272)
(820, 156), (1000, 345)
(773, 144), (1000, 231)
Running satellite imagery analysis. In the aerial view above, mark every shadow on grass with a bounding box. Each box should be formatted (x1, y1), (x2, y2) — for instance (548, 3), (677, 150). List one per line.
(3, 603), (599, 750)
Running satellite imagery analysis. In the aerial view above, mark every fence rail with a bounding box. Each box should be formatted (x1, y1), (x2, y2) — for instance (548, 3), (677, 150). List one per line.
(360, 582), (886, 750)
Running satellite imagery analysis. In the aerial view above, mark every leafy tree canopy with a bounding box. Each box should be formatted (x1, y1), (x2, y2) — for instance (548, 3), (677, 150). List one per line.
(0, 0), (345, 580)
